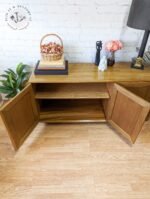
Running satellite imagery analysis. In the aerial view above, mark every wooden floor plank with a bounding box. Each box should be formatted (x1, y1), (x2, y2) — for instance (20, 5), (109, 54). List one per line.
(0, 117), (150, 199)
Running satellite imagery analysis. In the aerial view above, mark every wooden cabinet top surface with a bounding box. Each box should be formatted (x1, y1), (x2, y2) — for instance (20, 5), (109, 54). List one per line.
(29, 62), (150, 83)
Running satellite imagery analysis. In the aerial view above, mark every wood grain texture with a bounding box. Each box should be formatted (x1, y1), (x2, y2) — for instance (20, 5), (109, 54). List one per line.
(119, 82), (150, 102)
(0, 84), (39, 150)
(39, 99), (106, 123)
(35, 83), (109, 99)
(118, 82), (150, 121)
(0, 117), (150, 199)
(103, 83), (118, 120)
(108, 84), (150, 143)
(30, 62), (150, 83)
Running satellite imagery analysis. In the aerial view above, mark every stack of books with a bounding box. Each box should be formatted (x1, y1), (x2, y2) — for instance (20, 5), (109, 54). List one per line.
(34, 56), (68, 75)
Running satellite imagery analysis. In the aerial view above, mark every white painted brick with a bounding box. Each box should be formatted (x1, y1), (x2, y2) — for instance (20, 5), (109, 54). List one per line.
(0, 0), (149, 73)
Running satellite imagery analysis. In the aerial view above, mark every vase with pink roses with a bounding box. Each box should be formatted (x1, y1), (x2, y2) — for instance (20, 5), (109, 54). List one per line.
(105, 40), (123, 66)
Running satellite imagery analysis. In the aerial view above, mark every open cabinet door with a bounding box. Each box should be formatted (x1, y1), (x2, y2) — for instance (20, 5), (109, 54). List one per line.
(0, 84), (39, 150)
(103, 83), (150, 143)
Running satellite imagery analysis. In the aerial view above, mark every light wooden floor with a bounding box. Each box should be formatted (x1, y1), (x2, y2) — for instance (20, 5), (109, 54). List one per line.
(0, 118), (150, 199)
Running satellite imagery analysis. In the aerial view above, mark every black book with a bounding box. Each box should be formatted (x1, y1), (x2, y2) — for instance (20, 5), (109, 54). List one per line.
(34, 60), (68, 75)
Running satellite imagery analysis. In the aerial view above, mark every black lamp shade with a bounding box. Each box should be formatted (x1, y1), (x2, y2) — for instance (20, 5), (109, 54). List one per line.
(127, 0), (150, 30)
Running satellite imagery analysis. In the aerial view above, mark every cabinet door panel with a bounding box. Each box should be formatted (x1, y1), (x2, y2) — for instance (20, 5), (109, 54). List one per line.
(0, 84), (39, 150)
(119, 82), (150, 102)
(104, 83), (150, 143)
(119, 82), (150, 121)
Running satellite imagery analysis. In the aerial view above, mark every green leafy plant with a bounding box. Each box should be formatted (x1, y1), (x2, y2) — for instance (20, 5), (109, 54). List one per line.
(0, 63), (30, 98)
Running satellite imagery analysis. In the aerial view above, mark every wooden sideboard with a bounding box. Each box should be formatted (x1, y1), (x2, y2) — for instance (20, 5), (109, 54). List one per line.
(1, 62), (150, 150)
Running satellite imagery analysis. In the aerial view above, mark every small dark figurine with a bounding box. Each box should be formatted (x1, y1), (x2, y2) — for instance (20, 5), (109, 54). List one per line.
(95, 41), (102, 66)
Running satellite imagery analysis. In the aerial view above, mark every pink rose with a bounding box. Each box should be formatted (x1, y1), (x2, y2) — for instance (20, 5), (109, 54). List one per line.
(105, 41), (114, 51)
(116, 40), (123, 49)
(105, 40), (123, 52)
(112, 42), (118, 51)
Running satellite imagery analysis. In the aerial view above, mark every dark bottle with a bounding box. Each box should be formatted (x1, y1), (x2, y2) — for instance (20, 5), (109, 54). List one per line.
(95, 41), (102, 66)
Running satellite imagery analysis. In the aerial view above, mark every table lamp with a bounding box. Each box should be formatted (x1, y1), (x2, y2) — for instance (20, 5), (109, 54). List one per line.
(127, 0), (150, 70)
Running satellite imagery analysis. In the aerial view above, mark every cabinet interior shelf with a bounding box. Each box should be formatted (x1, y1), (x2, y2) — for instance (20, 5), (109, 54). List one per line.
(35, 83), (109, 99)
(39, 99), (106, 123)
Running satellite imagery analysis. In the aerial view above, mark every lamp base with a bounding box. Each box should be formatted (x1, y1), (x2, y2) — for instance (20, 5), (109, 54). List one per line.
(131, 57), (144, 70)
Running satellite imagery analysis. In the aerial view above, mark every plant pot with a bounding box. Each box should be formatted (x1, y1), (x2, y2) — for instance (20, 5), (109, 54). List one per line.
(107, 51), (115, 67)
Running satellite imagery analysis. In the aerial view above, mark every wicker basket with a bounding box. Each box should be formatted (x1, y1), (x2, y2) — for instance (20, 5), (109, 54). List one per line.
(40, 34), (63, 61)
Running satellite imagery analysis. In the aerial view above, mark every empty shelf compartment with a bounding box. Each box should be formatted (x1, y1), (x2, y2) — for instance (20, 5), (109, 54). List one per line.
(35, 83), (109, 99)
(39, 99), (106, 123)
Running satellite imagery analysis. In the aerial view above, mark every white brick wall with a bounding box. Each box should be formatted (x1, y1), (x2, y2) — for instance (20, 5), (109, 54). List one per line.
(0, 0), (147, 72)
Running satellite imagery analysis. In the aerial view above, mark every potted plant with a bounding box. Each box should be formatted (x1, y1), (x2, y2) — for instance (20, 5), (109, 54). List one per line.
(0, 63), (30, 99)
(105, 40), (123, 66)
(0, 94), (3, 107)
